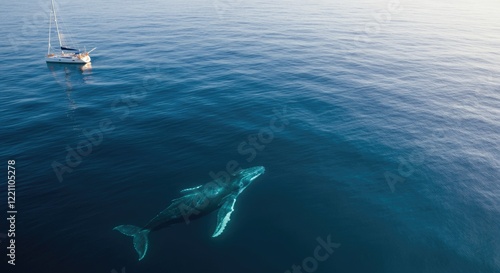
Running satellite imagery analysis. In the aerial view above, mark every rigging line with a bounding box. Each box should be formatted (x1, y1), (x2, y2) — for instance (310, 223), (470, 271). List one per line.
(57, 8), (79, 50)
(48, 6), (52, 55)
(51, 0), (62, 48)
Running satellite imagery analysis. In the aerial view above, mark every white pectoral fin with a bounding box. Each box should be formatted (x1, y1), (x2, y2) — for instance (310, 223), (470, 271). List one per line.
(180, 185), (202, 193)
(212, 195), (238, 237)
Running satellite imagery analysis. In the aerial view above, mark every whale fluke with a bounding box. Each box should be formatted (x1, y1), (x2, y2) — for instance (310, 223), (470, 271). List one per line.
(113, 225), (150, 261)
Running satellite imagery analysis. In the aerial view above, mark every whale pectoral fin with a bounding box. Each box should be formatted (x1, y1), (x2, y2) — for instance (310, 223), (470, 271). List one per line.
(180, 185), (202, 194)
(212, 195), (238, 237)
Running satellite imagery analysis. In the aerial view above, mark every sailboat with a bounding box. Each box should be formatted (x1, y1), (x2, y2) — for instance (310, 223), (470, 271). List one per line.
(46, 0), (95, 64)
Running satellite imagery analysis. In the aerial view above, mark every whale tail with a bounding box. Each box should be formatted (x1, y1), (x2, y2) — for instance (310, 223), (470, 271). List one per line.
(113, 225), (150, 261)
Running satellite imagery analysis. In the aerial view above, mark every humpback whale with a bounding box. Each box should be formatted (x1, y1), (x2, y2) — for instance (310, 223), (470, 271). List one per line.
(113, 166), (265, 260)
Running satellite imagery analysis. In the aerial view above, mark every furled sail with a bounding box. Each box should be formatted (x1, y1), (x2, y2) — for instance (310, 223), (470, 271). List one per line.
(61, 46), (78, 51)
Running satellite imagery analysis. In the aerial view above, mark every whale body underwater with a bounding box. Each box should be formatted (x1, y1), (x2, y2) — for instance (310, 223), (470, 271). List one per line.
(113, 166), (266, 260)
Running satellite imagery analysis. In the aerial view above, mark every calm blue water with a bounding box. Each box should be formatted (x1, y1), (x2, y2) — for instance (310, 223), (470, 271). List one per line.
(1, 0), (499, 272)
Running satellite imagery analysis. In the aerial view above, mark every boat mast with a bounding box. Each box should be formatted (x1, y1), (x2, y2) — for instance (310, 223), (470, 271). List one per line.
(51, 0), (63, 50)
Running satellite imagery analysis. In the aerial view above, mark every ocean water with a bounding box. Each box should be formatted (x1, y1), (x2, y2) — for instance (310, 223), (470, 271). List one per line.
(0, 0), (499, 272)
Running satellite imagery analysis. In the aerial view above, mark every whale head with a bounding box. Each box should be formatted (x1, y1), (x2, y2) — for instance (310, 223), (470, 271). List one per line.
(233, 166), (265, 191)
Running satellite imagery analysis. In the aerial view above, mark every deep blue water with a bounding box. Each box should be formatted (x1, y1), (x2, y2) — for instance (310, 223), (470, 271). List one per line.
(1, 0), (499, 272)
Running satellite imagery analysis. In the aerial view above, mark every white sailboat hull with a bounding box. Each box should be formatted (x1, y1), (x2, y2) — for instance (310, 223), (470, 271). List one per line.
(46, 54), (91, 64)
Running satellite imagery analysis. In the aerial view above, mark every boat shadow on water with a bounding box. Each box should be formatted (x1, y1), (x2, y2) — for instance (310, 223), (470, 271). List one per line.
(46, 62), (92, 75)
(46, 62), (93, 132)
